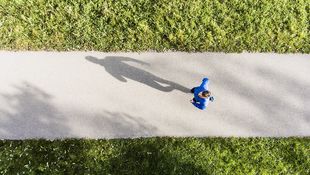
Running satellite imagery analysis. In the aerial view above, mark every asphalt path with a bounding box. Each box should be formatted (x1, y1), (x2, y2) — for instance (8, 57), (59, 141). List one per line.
(0, 51), (309, 139)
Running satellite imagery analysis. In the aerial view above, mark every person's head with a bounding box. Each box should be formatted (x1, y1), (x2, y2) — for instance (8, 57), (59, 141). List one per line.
(201, 90), (211, 98)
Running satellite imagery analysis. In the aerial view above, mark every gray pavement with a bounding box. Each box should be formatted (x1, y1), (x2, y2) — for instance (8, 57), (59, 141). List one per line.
(0, 51), (309, 139)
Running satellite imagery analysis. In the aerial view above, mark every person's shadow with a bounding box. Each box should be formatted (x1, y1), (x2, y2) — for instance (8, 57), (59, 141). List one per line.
(85, 56), (190, 93)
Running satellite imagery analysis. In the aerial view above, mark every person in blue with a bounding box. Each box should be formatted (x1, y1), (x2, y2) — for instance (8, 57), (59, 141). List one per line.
(190, 77), (214, 110)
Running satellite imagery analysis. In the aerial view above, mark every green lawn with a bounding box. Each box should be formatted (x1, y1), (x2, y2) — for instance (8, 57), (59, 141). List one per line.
(0, 138), (309, 174)
(0, 0), (309, 52)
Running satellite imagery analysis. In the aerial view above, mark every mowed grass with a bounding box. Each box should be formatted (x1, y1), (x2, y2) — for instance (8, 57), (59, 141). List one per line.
(0, 138), (309, 174)
(0, 0), (309, 52)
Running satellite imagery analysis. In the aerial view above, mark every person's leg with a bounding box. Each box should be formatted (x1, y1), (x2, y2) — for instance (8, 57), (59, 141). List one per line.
(192, 98), (197, 103)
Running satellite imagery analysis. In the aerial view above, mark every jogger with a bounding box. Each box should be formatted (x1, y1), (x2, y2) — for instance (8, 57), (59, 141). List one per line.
(190, 77), (214, 110)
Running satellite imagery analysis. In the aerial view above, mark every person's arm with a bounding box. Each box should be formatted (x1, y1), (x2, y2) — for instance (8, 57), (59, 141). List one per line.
(199, 78), (209, 89)
(121, 57), (150, 66)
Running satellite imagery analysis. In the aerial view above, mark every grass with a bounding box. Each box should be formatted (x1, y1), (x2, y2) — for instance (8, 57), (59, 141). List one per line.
(0, 0), (309, 53)
(0, 137), (309, 174)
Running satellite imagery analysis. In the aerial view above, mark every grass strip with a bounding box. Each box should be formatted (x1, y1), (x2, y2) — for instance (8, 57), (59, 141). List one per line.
(0, 0), (309, 53)
(0, 137), (309, 174)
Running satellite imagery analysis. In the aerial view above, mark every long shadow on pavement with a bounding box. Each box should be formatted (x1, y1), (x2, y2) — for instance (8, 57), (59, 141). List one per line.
(85, 56), (190, 93)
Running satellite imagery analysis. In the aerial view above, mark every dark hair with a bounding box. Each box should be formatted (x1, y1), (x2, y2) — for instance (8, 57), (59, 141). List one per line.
(202, 90), (211, 98)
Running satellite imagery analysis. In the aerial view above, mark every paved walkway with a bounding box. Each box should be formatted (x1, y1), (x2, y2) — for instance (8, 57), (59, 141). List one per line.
(0, 51), (309, 139)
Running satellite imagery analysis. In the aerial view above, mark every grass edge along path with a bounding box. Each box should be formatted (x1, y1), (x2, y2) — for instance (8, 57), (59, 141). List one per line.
(0, 0), (309, 53)
(0, 137), (309, 174)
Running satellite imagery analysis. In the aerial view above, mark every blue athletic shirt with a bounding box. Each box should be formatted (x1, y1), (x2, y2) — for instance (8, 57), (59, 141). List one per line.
(192, 78), (209, 110)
